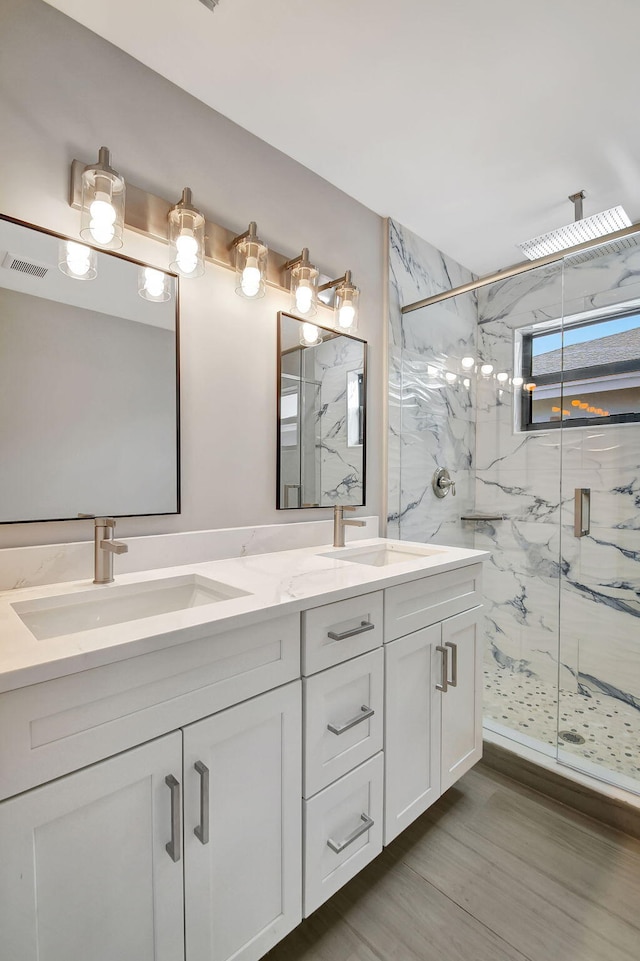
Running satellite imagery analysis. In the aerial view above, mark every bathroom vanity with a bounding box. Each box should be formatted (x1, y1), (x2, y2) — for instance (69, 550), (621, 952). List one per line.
(0, 538), (486, 961)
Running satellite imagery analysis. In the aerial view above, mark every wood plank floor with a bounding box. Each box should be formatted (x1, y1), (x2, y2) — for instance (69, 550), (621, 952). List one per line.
(265, 764), (640, 961)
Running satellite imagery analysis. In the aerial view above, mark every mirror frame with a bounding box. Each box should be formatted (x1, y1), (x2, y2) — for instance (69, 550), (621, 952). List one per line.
(0, 213), (181, 524)
(276, 311), (367, 510)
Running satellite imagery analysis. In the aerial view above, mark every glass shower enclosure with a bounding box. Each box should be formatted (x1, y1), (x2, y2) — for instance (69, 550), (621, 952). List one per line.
(392, 231), (640, 795)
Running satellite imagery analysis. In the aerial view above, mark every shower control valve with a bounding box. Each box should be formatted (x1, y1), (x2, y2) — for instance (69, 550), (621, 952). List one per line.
(433, 467), (456, 498)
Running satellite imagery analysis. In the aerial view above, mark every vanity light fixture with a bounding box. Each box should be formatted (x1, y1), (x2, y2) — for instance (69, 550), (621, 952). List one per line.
(138, 266), (171, 302)
(299, 322), (321, 347)
(79, 147), (125, 249)
(283, 248), (319, 318)
(168, 188), (205, 278)
(231, 221), (268, 299)
(319, 269), (360, 332)
(58, 240), (97, 280)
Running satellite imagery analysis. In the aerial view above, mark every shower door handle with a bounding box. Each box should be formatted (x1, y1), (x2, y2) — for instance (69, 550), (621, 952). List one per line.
(574, 488), (590, 537)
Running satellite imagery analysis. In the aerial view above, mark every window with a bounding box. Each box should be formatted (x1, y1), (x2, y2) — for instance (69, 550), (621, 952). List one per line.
(519, 307), (640, 431)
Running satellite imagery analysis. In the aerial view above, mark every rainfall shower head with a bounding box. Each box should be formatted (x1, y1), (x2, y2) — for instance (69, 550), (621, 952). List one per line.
(517, 191), (632, 261)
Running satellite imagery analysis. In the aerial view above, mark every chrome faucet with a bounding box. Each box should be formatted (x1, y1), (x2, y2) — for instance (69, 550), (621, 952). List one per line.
(333, 505), (366, 548)
(79, 515), (129, 583)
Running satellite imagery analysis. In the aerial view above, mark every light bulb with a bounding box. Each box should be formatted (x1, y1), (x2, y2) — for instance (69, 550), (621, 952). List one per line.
(445, 371), (457, 383)
(511, 376), (524, 387)
(296, 282), (313, 314)
(301, 323), (319, 345)
(461, 356), (475, 370)
(144, 268), (166, 298)
(497, 372), (509, 383)
(480, 363), (494, 376)
(176, 232), (198, 257)
(241, 256), (261, 297)
(338, 302), (356, 328)
(65, 242), (91, 277)
(88, 194), (116, 244)
(463, 378), (471, 388)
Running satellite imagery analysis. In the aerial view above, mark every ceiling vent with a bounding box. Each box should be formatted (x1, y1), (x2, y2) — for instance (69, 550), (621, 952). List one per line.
(1, 251), (49, 279)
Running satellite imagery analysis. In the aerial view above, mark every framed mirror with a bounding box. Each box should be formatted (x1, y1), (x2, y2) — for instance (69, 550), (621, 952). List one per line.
(277, 312), (366, 509)
(0, 214), (180, 523)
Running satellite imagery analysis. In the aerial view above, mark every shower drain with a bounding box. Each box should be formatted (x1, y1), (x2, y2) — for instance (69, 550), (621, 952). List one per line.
(558, 731), (586, 745)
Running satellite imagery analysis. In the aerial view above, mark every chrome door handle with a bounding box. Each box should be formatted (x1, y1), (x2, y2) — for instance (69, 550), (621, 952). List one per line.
(194, 761), (209, 845)
(445, 641), (458, 687)
(574, 488), (591, 537)
(327, 705), (375, 735)
(165, 774), (181, 862)
(435, 645), (448, 693)
(328, 620), (375, 641)
(327, 813), (374, 853)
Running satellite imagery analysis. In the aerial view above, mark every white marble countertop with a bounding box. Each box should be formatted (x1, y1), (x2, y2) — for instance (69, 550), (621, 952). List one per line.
(0, 538), (488, 693)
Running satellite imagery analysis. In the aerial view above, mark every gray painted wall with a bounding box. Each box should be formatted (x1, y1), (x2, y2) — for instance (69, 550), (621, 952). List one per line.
(0, 0), (383, 547)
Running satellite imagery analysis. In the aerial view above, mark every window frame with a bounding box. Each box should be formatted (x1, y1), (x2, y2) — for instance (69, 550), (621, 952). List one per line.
(517, 305), (640, 432)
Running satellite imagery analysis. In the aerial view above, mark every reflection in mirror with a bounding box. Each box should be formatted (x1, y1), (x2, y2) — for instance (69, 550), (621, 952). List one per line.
(0, 215), (180, 523)
(277, 312), (366, 509)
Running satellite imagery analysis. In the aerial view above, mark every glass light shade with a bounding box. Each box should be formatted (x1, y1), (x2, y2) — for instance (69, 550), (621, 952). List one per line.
(235, 237), (267, 299)
(58, 240), (97, 280)
(168, 196), (205, 278)
(335, 280), (360, 331)
(291, 262), (319, 318)
(138, 266), (171, 303)
(299, 322), (321, 347)
(80, 149), (125, 250)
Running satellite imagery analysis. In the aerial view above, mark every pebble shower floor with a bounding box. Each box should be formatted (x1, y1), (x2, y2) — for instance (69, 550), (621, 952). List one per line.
(484, 666), (640, 782)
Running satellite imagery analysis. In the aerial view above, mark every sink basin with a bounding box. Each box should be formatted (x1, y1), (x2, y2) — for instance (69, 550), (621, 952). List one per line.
(12, 574), (251, 640)
(318, 543), (446, 567)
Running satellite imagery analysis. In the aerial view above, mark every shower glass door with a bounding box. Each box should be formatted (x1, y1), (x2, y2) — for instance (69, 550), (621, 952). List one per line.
(556, 241), (640, 792)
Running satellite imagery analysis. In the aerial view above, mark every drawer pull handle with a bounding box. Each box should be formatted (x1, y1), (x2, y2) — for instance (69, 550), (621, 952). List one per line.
(327, 705), (375, 735)
(435, 645), (448, 693)
(327, 813), (374, 853)
(165, 774), (181, 862)
(194, 761), (210, 845)
(445, 641), (458, 687)
(328, 620), (375, 641)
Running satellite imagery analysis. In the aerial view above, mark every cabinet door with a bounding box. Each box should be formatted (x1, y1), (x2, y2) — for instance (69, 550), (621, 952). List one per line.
(384, 624), (442, 844)
(440, 607), (483, 793)
(183, 681), (302, 961)
(0, 732), (184, 961)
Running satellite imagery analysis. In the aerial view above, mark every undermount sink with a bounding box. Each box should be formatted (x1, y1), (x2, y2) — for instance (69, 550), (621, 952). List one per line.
(11, 574), (251, 641)
(318, 543), (446, 568)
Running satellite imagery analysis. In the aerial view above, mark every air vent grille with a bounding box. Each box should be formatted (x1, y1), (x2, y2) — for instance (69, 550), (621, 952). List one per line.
(1, 252), (49, 278)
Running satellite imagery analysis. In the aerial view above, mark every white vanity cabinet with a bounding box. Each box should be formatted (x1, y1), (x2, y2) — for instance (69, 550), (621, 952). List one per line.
(0, 732), (186, 961)
(384, 567), (483, 844)
(0, 621), (302, 961)
(183, 681), (301, 961)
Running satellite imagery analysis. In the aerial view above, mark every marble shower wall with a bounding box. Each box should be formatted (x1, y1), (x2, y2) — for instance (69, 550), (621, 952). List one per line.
(476, 242), (640, 760)
(387, 219), (477, 547)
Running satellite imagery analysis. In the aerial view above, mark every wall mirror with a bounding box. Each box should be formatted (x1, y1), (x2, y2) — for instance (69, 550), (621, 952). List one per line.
(277, 312), (366, 509)
(0, 214), (179, 523)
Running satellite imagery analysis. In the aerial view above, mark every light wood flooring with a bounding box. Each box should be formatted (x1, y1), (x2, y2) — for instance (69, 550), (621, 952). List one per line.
(265, 763), (640, 961)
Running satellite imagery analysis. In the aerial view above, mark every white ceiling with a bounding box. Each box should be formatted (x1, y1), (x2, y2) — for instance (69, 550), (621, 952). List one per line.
(43, 0), (640, 275)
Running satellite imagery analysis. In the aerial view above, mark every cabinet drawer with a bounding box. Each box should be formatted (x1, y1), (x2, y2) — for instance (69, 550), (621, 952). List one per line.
(303, 648), (383, 798)
(384, 564), (482, 641)
(0, 613), (300, 800)
(302, 591), (383, 675)
(303, 752), (383, 917)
